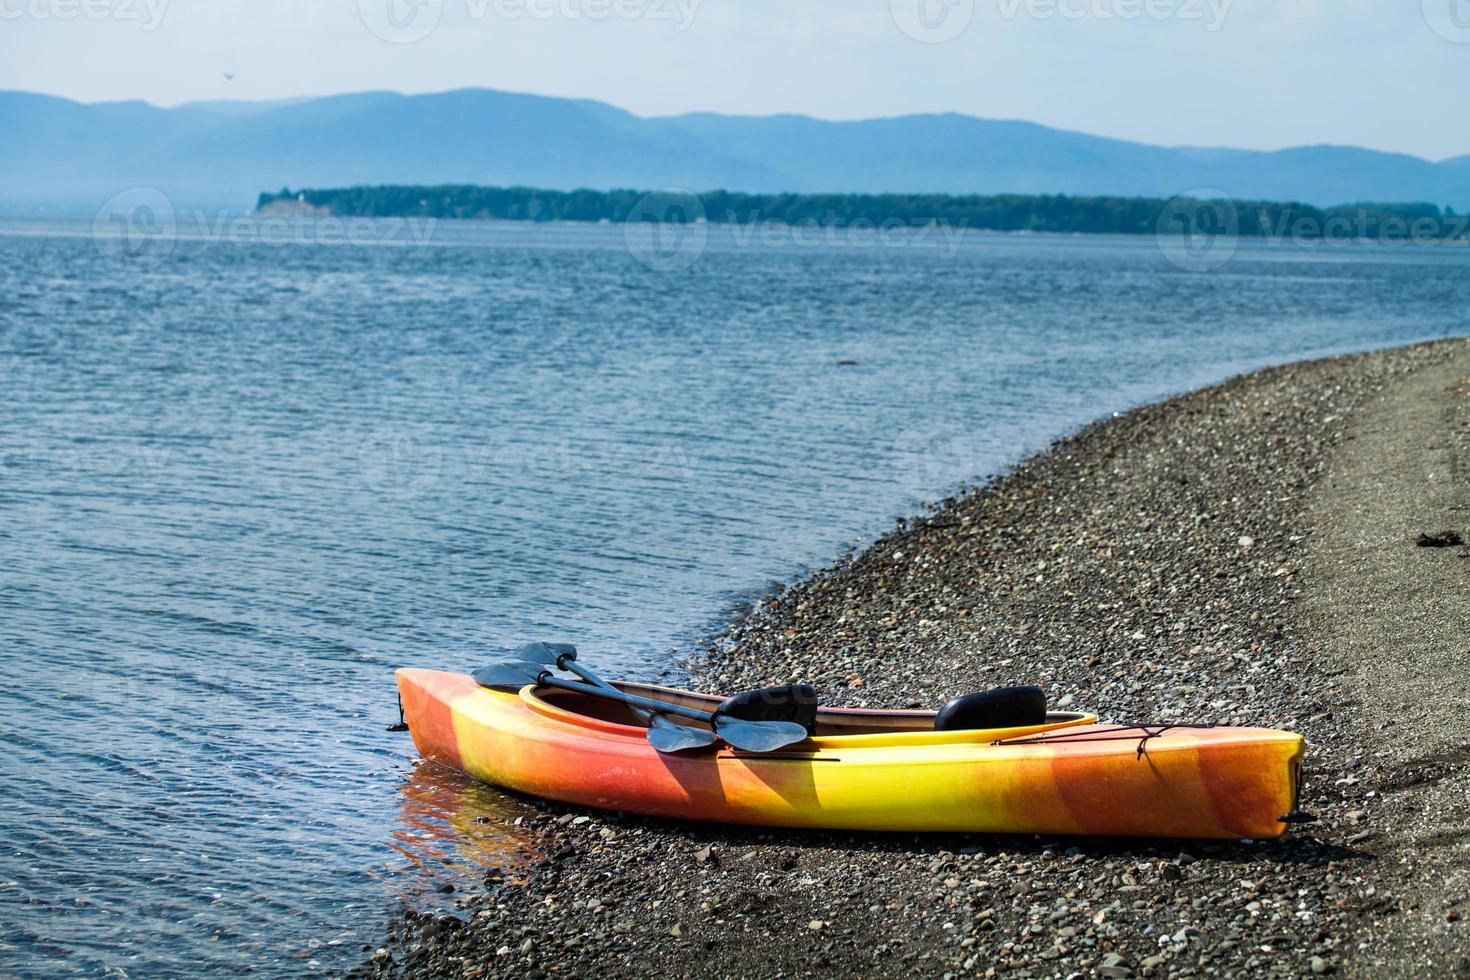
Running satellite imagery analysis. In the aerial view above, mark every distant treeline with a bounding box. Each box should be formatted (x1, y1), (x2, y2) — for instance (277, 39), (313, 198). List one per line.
(257, 185), (1470, 241)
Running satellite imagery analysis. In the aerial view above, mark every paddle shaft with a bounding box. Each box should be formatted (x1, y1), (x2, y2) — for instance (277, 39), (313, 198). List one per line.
(479, 651), (808, 751)
(556, 654), (655, 724)
(541, 651), (718, 752)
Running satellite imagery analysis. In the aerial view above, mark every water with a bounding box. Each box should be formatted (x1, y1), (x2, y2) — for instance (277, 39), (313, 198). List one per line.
(2, 215), (1466, 976)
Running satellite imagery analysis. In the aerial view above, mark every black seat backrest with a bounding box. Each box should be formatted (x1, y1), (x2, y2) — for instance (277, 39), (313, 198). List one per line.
(934, 685), (1047, 732)
(715, 684), (820, 734)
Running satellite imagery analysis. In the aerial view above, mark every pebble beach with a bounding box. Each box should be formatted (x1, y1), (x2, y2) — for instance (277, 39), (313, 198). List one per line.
(360, 337), (1470, 979)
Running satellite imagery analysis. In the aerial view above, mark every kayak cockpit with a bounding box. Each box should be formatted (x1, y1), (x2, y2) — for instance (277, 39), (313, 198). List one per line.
(523, 681), (1095, 745)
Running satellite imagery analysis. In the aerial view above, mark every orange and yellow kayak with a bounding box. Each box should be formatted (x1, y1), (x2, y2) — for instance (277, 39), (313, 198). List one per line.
(396, 668), (1305, 840)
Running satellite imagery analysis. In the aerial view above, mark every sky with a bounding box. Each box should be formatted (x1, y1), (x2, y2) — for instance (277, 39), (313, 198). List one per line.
(2, 0), (1468, 160)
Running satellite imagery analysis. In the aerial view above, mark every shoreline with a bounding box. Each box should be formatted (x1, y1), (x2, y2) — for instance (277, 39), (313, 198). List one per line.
(362, 336), (1470, 978)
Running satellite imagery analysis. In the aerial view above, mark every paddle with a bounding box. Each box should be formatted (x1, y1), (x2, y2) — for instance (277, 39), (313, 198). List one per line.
(512, 643), (716, 754)
(472, 659), (810, 753)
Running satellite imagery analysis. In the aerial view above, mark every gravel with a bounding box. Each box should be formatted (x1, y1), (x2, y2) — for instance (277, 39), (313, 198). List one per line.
(355, 338), (1470, 979)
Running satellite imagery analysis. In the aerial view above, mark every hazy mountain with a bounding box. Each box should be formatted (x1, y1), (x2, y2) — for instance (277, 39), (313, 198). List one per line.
(2, 87), (1467, 212)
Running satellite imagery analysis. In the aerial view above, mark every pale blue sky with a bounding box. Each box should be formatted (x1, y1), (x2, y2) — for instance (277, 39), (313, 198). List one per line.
(3, 0), (1468, 159)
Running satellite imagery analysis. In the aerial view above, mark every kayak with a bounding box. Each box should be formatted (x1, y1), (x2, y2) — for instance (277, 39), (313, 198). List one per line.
(395, 668), (1306, 840)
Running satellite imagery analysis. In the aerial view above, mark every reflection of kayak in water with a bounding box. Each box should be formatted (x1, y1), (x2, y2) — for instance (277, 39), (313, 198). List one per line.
(396, 669), (1307, 840)
(390, 760), (538, 884)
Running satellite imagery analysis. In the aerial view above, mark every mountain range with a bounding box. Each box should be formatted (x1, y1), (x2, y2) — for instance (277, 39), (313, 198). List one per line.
(3, 87), (1468, 212)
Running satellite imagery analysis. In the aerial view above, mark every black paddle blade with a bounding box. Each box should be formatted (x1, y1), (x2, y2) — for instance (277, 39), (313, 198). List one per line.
(714, 717), (810, 752)
(472, 660), (546, 691)
(514, 642), (577, 666)
(646, 717), (719, 754)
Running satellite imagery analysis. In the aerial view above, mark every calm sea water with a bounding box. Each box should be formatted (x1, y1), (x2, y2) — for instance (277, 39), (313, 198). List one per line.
(2, 215), (1467, 976)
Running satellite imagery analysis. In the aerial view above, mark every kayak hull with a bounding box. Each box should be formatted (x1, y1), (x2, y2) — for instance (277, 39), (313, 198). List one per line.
(396, 668), (1304, 840)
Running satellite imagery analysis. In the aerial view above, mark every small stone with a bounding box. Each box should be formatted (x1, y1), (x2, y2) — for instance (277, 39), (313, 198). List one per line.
(519, 937), (534, 954)
(1415, 530), (1463, 547)
(694, 846), (712, 863)
(371, 948), (391, 963)
(808, 920), (825, 931)
(670, 922), (684, 937)
(1311, 955), (1334, 974)
(1447, 909), (1461, 923)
